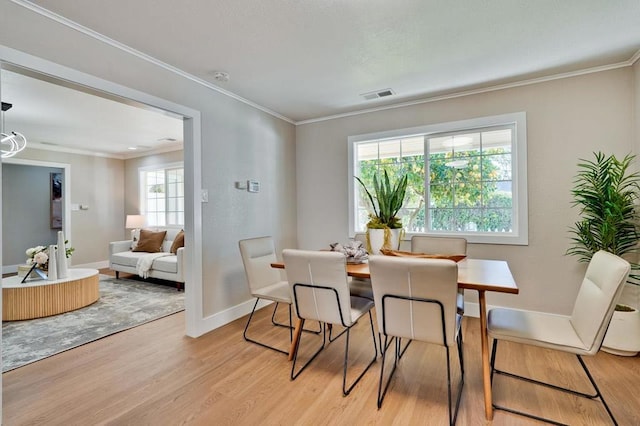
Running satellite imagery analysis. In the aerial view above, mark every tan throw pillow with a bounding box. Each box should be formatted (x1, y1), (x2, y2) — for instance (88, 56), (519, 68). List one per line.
(133, 229), (167, 253)
(170, 230), (185, 254)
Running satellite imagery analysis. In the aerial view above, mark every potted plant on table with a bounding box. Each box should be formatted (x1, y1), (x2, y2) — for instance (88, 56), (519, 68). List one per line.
(355, 170), (408, 254)
(567, 152), (640, 356)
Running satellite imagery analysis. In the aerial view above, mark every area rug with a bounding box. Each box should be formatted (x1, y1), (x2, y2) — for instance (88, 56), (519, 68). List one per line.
(2, 275), (184, 372)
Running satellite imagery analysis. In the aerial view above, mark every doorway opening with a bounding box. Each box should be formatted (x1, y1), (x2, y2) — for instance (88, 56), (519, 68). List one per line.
(0, 53), (203, 341)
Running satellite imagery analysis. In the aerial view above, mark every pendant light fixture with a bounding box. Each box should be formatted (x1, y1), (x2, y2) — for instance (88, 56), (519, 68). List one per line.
(1, 101), (27, 158)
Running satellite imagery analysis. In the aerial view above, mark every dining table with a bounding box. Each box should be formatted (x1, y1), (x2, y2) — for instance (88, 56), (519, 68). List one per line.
(271, 257), (518, 421)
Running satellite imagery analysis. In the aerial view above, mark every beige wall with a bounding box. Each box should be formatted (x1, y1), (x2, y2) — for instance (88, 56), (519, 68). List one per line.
(0, 0), (298, 318)
(296, 68), (635, 315)
(9, 148), (125, 266)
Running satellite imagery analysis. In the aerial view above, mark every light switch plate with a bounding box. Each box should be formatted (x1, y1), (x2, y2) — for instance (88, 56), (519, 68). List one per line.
(247, 180), (260, 193)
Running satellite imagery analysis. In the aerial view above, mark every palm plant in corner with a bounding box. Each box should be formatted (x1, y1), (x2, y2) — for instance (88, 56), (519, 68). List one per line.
(355, 170), (408, 254)
(567, 151), (640, 356)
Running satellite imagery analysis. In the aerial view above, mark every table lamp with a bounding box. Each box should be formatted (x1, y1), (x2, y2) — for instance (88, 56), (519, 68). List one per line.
(125, 214), (146, 232)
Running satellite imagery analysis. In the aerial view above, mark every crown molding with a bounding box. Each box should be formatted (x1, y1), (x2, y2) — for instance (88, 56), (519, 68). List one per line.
(296, 57), (639, 125)
(24, 141), (182, 160)
(630, 48), (640, 66)
(10, 0), (295, 125)
(11, 0), (640, 128)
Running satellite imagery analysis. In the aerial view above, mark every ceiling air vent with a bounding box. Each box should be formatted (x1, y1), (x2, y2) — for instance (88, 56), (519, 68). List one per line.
(360, 88), (395, 100)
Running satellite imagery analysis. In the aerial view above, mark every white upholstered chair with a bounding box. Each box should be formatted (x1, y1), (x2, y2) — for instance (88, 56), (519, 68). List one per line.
(369, 256), (464, 424)
(411, 236), (467, 315)
(488, 250), (630, 425)
(283, 249), (378, 395)
(238, 236), (293, 354)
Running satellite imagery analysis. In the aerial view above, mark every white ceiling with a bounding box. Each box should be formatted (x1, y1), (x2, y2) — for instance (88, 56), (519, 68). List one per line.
(2, 0), (640, 156)
(1, 69), (184, 158)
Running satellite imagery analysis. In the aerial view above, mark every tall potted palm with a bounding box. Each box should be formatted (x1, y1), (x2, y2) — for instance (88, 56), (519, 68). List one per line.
(355, 170), (408, 254)
(567, 152), (640, 355)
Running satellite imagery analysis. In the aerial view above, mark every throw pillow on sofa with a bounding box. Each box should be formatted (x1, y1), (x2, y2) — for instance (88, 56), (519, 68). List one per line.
(170, 229), (184, 254)
(133, 229), (167, 253)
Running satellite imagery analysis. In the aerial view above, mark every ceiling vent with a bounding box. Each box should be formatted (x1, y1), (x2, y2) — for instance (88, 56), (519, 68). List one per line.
(360, 88), (395, 100)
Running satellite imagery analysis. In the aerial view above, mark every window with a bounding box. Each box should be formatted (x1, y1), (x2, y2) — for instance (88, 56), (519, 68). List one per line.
(139, 163), (184, 227)
(349, 113), (527, 245)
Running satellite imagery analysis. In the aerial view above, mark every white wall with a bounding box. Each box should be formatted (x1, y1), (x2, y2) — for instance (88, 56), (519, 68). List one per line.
(0, 1), (297, 321)
(296, 68), (635, 315)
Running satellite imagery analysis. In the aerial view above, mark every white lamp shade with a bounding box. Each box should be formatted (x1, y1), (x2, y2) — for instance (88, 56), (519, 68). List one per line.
(125, 215), (146, 229)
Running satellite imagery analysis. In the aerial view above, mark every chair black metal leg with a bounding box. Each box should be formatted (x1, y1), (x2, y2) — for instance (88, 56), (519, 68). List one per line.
(490, 338), (498, 384)
(243, 298), (289, 355)
(328, 323), (349, 342)
(291, 319), (327, 380)
(377, 335), (400, 408)
(578, 355), (618, 426)
(490, 338), (618, 425)
(342, 310), (378, 396)
(378, 334), (411, 409)
(457, 330), (464, 378)
(270, 302), (285, 327)
(271, 303), (322, 335)
(446, 344), (465, 426)
(397, 337), (412, 359)
(378, 334), (464, 425)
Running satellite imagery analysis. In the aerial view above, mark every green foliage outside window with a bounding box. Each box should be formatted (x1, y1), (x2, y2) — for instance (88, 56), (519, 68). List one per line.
(356, 147), (512, 233)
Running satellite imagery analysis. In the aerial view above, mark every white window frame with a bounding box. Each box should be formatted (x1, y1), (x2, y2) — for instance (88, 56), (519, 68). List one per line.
(139, 161), (185, 228)
(348, 112), (528, 245)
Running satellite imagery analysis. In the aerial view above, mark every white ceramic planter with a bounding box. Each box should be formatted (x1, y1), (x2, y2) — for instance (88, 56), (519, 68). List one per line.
(601, 306), (640, 356)
(367, 228), (401, 254)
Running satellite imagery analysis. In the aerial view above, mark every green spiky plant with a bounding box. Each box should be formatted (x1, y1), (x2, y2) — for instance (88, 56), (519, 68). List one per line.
(567, 152), (640, 286)
(355, 170), (408, 229)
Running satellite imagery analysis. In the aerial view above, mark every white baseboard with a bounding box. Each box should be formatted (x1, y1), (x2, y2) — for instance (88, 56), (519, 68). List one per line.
(192, 298), (273, 337)
(190, 299), (512, 338)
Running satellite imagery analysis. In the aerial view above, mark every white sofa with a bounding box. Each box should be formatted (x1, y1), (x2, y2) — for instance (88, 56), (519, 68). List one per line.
(109, 227), (184, 289)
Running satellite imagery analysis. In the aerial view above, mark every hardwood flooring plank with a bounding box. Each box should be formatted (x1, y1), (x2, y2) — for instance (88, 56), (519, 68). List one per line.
(3, 306), (640, 425)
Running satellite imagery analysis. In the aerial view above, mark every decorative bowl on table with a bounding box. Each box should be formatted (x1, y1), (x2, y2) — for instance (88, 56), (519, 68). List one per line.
(330, 241), (369, 264)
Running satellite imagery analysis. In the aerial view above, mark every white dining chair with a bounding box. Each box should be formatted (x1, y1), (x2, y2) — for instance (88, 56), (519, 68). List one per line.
(411, 236), (467, 315)
(488, 250), (630, 425)
(369, 255), (464, 425)
(283, 249), (378, 395)
(238, 236), (293, 354)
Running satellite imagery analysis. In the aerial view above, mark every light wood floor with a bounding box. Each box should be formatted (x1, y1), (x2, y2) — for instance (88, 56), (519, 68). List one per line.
(3, 304), (639, 425)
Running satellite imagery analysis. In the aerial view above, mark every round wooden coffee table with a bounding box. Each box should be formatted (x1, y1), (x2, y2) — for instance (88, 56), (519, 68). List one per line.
(2, 268), (100, 321)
